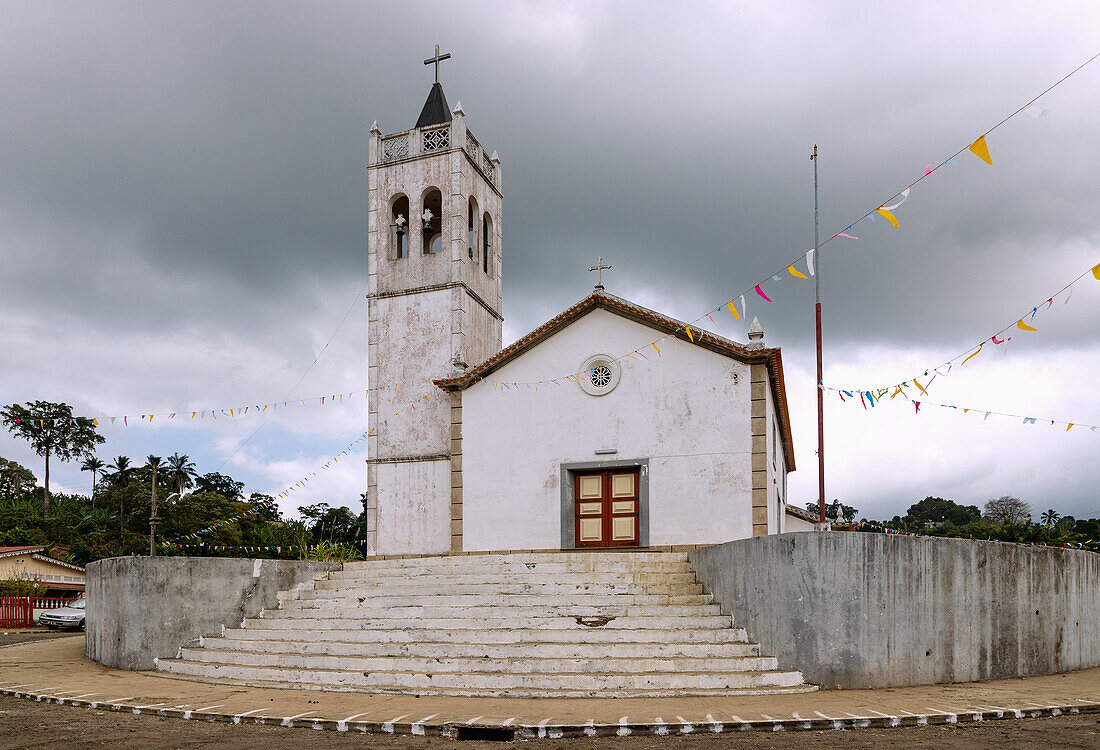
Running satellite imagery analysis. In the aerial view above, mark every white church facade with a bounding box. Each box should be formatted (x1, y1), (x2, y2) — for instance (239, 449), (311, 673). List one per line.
(364, 68), (811, 556)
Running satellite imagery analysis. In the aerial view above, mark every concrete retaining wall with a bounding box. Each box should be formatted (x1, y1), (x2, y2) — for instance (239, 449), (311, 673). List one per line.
(85, 557), (341, 670)
(689, 532), (1100, 689)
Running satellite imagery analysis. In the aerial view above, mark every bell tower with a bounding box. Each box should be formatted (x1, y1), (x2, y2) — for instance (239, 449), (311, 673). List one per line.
(365, 47), (503, 555)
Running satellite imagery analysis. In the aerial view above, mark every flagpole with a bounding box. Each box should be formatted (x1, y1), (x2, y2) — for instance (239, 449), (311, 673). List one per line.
(812, 145), (825, 523)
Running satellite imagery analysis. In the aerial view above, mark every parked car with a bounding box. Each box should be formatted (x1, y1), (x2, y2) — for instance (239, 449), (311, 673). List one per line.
(38, 597), (86, 630)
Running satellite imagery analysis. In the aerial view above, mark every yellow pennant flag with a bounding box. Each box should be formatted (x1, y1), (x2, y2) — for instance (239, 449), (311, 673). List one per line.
(652, 342), (661, 356)
(913, 378), (928, 395)
(962, 343), (984, 365)
(787, 264), (808, 279)
(229, 408), (234, 417)
(1017, 319), (1038, 332)
(727, 300), (740, 320)
(92, 418), (99, 426)
(684, 326), (694, 342)
(1066, 423), (1074, 431)
(969, 134), (993, 165)
(876, 207), (900, 228)
(1092, 262), (1100, 280)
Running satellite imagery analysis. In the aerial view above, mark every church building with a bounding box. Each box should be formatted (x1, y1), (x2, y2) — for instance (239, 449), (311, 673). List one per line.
(365, 52), (807, 556)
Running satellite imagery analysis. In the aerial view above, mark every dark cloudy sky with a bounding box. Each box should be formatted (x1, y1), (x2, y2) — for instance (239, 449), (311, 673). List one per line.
(2, 1), (1099, 522)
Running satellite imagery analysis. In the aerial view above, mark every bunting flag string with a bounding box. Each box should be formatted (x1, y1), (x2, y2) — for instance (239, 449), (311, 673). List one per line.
(271, 391), (435, 502)
(829, 260), (1099, 398)
(477, 52), (1100, 391)
(821, 384), (1100, 433)
(7, 385), (413, 428)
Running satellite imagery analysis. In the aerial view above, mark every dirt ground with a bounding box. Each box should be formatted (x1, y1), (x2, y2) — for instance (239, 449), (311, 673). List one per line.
(0, 695), (1096, 750)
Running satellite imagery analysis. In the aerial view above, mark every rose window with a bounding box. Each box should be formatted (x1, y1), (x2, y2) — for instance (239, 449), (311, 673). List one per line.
(590, 365), (613, 388)
(578, 355), (621, 396)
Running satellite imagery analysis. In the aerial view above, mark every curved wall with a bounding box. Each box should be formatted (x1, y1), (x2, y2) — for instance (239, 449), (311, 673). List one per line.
(689, 532), (1100, 689)
(85, 556), (341, 670)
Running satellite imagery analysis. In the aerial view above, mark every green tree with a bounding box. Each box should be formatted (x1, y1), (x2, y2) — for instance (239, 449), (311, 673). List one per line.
(807, 500), (858, 522)
(165, 453), (197, 496)
(0, 457), (36, 498)
(107, 456), (132, 484)
(1, 401), (105, 514)
(248, 493), (280, 522)
(906, 497), (982, 527)
(194, 472), (244, 501)
(297, 503), (358, 542)
(80, 456), (105, 508)
(1040, 509), (1060, 527)
(107, 456), (133, 539)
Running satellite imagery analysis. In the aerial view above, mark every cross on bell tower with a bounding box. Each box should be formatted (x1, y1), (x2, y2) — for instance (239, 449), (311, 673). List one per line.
(424, 44), (451, 84)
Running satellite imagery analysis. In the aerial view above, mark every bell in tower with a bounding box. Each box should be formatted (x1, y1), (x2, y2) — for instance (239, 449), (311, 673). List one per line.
(364, 45), (503, 556)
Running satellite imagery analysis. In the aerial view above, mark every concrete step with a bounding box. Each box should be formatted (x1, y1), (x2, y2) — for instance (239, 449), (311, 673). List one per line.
(314, 571), (701, 588)
(301, 580), (704, 596)
(209, 636), (762, 659)
(283, 592), (713, 608)
(153, 669), (818, 698)
(179, 646), (780, 675)
(329, 560), (695, 579)
(225, 626), (752, 644)
(157, 660), (809, 695)
(339, 551), (689, 570)
(260, 603), (723, 619)
(152, 550), (812, 698)
(243, 614), (734, 631)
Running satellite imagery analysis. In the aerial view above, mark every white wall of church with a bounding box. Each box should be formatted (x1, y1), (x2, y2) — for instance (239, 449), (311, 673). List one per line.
(375, 459), (451, 555)
(369, 289), (454, 459)
(461, 308), (756, 551)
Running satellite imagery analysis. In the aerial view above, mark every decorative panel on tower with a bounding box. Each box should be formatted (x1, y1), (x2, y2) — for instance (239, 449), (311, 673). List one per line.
(364, 48), (503, 556)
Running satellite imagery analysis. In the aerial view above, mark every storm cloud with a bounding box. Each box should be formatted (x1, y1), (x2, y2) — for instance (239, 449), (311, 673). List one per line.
(2, 1), (1098, 520)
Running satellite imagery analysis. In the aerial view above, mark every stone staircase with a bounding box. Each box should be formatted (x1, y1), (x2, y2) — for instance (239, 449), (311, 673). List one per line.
(155, 551), (815, 697)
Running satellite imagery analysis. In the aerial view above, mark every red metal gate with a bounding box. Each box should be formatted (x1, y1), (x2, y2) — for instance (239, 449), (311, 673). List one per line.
(0, 596), (34, 627)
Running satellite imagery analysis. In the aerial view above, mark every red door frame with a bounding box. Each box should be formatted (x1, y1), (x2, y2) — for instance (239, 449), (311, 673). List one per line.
(573, 468), (640, 547)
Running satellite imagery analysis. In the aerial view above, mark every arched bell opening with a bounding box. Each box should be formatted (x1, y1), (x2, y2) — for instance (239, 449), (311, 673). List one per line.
(482, 212), (493, 275)
(467, 196), (479, 260)
(421, 187), (443, 255)
(390, 194), (409, 259)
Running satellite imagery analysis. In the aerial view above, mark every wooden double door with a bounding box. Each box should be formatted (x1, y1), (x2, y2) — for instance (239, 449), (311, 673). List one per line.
(574, 468), (640, 547)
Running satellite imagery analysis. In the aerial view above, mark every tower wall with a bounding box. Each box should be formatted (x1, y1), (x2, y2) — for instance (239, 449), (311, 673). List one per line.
(365, 105), (502, 555)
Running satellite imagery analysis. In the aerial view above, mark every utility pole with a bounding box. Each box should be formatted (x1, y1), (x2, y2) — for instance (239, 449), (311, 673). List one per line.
(811, 145), (825, 522)
(149, 461), (159, 556)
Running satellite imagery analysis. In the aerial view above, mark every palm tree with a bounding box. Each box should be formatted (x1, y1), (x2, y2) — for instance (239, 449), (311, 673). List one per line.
(80, 456), (105, 508)
(107, 455), (132, 484)
(107, 455), (132, 543)
(1041, 508), (1060, 527)
(165, 453), (197, 496)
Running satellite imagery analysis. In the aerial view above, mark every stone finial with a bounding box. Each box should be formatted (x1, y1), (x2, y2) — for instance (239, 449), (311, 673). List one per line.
(370, 120), (382, 136)
(747, 316), (765, 346)
(489, 150), (500, 165)
(452, 100), (465, 117)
